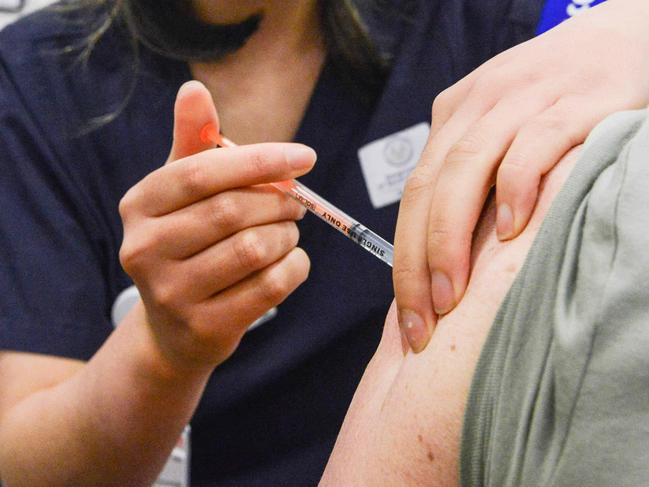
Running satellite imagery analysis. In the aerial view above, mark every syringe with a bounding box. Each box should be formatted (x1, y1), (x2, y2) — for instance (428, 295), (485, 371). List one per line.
(200, 123), (394, 267)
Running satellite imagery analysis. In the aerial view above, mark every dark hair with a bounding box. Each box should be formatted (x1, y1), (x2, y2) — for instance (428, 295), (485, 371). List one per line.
(63, 0), (390, 111)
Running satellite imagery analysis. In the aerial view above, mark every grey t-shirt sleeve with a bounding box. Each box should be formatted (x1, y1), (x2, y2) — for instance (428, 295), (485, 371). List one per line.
(461, 109), (649, 487)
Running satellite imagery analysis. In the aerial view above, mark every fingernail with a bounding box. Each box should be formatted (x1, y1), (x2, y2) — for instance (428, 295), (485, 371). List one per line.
(284, 145), (316, 169)
(398, 309), (430, 353)
(200, 123), (219, 145)
(496, 203), (514, 241)
(177, 80), (197, 96)
(431, 271), (455, 315)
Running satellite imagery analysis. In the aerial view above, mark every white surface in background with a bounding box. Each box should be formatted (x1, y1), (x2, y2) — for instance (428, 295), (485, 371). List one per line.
(0, 0), (55, 30)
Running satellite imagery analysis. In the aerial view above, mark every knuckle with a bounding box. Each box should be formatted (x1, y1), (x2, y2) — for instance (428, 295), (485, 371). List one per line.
(392, 261), (423, 284)
(299, 249), (311, 278)
(500, 148), (541, 185)
(392, 261), (432, 303)
(500, 151), (529, 172)
(285, 198), (306, 220)
(209, 194), (239, 231)
(287, 247), (311, 282)
(282, 222), (300, 249)
(518, 66), (542, 85)
(210, 326), (241, 353)
(119, 230), (161, 274)
(426, 225), (454, 249)
(498, 158), (531, 189)
(150, 283), (178, 310)
(118, 188), (138, 221)
(178, 159), (206, 196)
(118, 242), (136, 273)
(259, 269), (291, 304)
(246, 149), (275, 175)
(530, 114), (565, 136)
(402, 171), (433, 205)
(234, 231), (266, 269)
(431, 88), (453, 116)
(472, 73), (501, 98)
(445, 133), (485, 167)
(119, 238), (146, 274)
(427, 222), (472, 251)
(500, 158), (541, 191)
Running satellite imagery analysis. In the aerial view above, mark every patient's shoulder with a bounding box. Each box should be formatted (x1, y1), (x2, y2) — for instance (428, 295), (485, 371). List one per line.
(321, 147), (579, 486)
(464, 109), (649, 487)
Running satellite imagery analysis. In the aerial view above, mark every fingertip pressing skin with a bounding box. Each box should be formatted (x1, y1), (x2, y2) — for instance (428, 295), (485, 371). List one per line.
(393, 230), (438, 354)
(496, 203), (515, 241)
(497, 184), (540, 242)
(393, 167), (438, 354)
(398, 308), (432, 354)
(394, 73), (501, 353)
(430, 270), (457, 315)
(494, 97), (595, 241)
(495, 162), (541, 243)
(425, 219), (472, 317)
(402, 0), (649, 361)
(425, 87), (556, 313)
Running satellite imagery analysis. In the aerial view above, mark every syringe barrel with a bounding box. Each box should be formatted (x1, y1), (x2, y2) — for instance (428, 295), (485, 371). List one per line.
(202, 127), (395, 267)
(348, 223), (394, 267)
(281, 181), (394, 267)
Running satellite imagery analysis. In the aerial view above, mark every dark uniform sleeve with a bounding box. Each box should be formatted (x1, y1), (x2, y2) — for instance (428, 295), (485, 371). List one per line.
(0, 55), (113, 361)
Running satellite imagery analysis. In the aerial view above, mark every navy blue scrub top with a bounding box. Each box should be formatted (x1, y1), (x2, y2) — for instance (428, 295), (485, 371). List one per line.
(0, 1), (542, 485)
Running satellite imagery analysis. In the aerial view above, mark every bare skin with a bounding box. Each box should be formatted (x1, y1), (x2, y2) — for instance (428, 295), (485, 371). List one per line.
(0, 2), (322, 485)
(393, 0), (649, 353)
(0, 0), (601, 484)
(321, 149), (579, 486)
(191, 0), (325, 144)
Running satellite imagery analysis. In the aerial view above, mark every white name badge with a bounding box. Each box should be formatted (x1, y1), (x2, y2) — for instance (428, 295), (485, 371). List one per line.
(358, 122), (430, 209)
(154, 425), (191, 487)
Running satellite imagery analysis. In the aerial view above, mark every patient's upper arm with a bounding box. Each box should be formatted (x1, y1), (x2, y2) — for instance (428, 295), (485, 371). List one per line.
(321, 151), (579, 486)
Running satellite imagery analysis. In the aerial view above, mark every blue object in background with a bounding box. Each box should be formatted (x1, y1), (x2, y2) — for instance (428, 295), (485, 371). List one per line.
(536, 0), (607, 34)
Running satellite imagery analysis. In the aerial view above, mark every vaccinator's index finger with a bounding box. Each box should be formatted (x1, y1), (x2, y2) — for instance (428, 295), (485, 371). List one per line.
(121, 143), (316, 217)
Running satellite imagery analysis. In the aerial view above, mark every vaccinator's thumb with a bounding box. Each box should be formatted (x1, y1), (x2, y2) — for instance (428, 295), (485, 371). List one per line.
(167, 80), (220, 163)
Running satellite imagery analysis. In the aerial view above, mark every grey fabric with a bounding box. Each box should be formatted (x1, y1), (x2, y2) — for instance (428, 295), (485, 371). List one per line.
(461, 109), (649, 487)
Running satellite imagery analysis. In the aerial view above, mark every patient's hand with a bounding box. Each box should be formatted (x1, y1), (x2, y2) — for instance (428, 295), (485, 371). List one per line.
(320, 148), (579, 486)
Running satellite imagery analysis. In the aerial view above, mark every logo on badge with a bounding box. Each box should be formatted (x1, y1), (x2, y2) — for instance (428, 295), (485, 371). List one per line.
(358, 122), (430, 209)
(383, 136), (414, 167)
